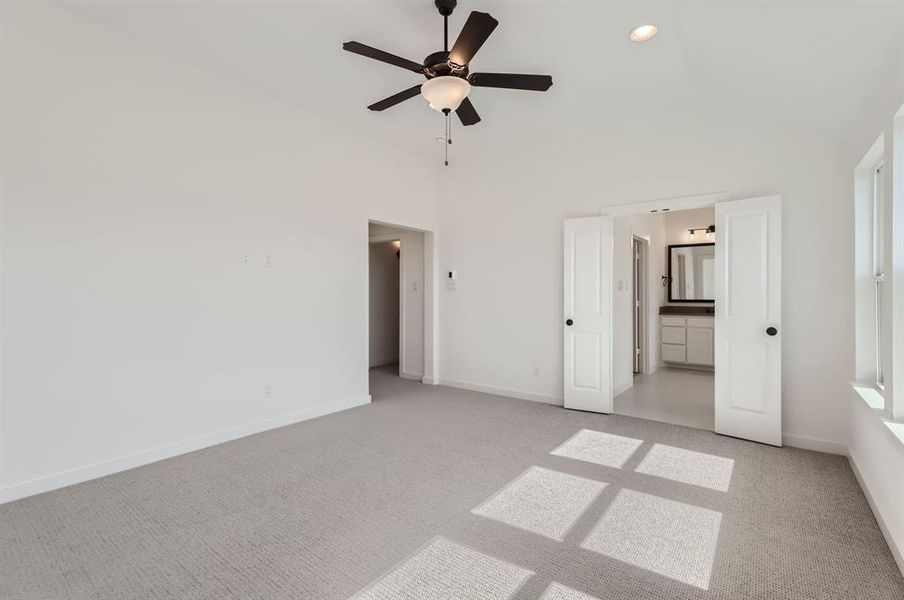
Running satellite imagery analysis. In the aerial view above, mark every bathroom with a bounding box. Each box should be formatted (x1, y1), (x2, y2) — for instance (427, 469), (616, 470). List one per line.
(612, 207), (716, 430)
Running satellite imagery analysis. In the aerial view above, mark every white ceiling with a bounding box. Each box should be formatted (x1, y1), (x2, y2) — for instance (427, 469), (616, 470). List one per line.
(63, 1), (903, 157)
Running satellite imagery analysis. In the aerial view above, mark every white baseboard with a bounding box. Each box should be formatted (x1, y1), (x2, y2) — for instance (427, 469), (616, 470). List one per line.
(422, 376), (438, 385)
(782, 433), (848, 455)
(439, 378), (563, 406)
(849, 449), (904, 576)
(0, 394), (371, 504)
(400, 371), (424, 382)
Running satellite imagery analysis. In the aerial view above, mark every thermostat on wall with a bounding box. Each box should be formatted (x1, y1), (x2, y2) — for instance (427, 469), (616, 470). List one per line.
(446, 269), (457, 292)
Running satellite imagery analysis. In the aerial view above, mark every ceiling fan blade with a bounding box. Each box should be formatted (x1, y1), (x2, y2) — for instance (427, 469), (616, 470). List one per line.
(456, 97), (481, 126)
(367, 85), (423, 111)
(448, 11), (498, 67)
(343, 41), (424, 73)
(469, 73), (553, 91)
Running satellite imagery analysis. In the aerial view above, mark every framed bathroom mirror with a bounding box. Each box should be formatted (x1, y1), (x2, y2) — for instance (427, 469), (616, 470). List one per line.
(668, 243), (715, 302)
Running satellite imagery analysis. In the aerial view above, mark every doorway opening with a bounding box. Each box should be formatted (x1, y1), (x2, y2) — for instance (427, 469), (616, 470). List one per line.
(564, 194), (782, 446)
(368, 221), (435, 398)
(613, 207), (717, 431)
(369, 234), (400, 371)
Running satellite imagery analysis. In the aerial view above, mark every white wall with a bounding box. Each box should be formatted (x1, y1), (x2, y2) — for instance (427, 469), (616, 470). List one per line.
(368, 241), (399, 368)
(0, 3), (438, 501)
(436, 112), (853, 450)
(845, 40), (904, 574)
(850, 396), (904, 574)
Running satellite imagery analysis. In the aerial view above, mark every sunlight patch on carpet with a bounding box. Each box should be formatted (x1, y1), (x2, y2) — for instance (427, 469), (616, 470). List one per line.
(472, 466), (606, 540)
(581, 489), (722, 590)
(540, 582), (602, 600)
(350, 536), (533, 600)
(551, 429), (644, 468)
(635, 443), (734, 492)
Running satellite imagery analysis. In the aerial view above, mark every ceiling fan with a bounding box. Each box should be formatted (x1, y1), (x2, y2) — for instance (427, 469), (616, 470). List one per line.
(343, 0), (552, 161)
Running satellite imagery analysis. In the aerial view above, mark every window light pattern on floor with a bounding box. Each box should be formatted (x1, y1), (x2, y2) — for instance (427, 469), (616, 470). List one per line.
(581, 489), (722, 590)
(471, 466), (606, 540)
(550, 429), (643, 468)
(540, 582), (602, 600)
(635, 443), (734, 492)
(350, 536), (533, 600)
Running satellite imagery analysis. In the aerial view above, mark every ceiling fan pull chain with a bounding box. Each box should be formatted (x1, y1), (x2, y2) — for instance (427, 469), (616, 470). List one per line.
(445, 112), (450, 166)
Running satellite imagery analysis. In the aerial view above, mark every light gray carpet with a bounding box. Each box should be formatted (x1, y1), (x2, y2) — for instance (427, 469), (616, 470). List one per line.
(2, 365), (902, 599)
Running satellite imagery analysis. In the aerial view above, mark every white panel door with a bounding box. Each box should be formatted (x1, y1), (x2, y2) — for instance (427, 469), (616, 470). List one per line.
(715, 195), (782, 445)
(563, 217), (613, 413)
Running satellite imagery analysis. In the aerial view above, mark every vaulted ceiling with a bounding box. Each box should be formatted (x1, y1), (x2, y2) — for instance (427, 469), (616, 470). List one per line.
(65, 1), (903, 158)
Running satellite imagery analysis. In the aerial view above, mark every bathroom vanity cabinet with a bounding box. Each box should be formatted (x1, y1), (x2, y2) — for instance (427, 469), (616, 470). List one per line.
(660, 314), (714, 367)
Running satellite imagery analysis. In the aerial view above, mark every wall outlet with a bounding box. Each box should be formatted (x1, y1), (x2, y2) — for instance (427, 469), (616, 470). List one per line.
(532, 366), (541, 377)
(264, 384), (273, 398)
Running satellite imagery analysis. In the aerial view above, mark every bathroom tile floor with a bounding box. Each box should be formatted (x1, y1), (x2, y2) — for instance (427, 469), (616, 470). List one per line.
(614, 368), (714, 431)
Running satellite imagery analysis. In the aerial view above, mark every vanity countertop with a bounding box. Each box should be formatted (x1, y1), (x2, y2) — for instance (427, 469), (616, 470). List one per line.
(659, 305), (715, 316)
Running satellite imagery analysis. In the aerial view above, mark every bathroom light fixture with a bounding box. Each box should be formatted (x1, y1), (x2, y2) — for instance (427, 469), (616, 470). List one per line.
(629, 24), (658, 42)
(687, 225), (716, 241)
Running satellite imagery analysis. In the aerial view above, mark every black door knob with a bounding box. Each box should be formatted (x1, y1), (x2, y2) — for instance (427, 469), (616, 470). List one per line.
(766, 327), (778, 336)
(566, 318), (574, 326)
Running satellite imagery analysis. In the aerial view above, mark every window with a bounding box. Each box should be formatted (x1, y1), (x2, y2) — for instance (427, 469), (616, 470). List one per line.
(853, 135), (887, 411)
(872, 163), (885, 388)
(893, 105), (904, 422)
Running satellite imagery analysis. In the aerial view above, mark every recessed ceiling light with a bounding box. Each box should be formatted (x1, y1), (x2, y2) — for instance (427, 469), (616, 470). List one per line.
(629, 24), (658, 43)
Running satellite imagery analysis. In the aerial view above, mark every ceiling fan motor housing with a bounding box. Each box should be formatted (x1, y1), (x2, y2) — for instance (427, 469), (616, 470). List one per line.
(434, 0), (457, 17)
(423, 51), (468, 79)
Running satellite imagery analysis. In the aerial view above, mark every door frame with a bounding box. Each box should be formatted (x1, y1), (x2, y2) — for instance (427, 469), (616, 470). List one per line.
(602, 192), (729, 217)
(632, 235), (650, 375)
(368, 219), (437, 385)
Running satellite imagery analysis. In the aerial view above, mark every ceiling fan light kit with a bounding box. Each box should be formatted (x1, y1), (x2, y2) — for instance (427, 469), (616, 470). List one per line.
(342, 0), (553, 165)
(421, 76), (471, 112)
